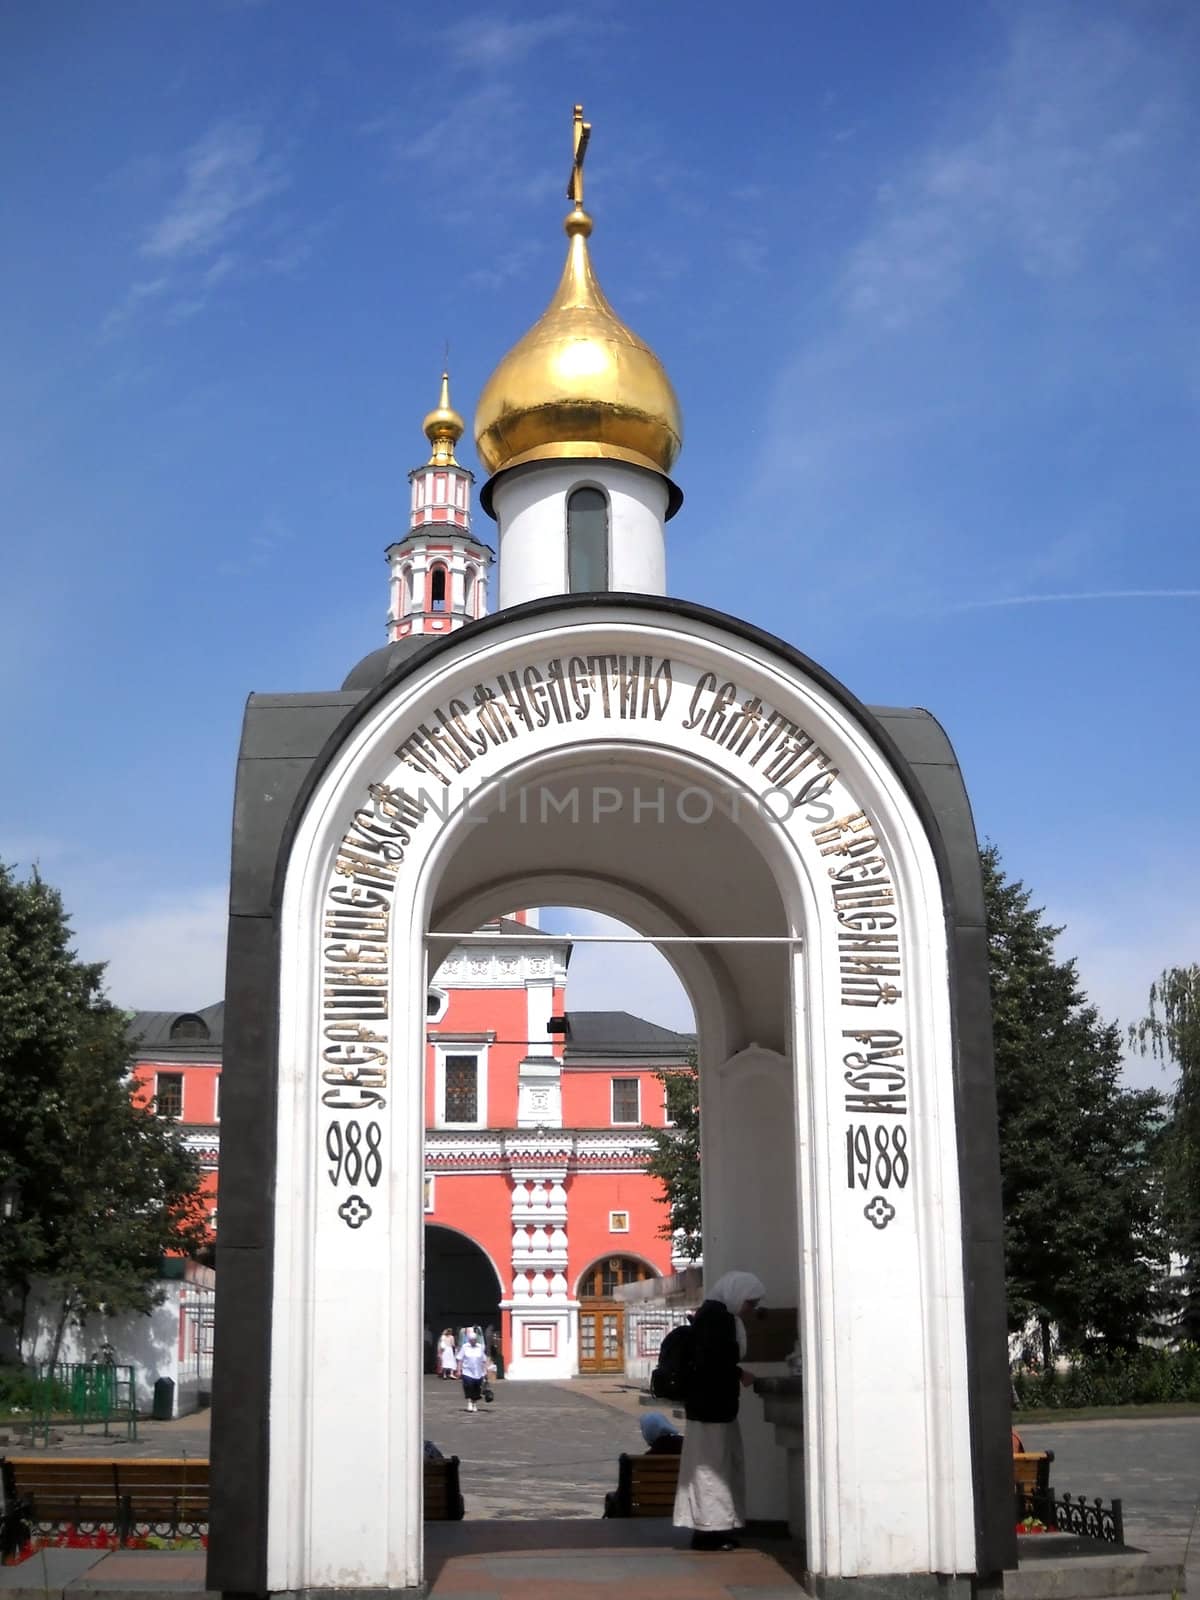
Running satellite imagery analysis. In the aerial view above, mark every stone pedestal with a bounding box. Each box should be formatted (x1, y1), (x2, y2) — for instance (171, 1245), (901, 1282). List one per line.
(754, 1373), (807, 1544)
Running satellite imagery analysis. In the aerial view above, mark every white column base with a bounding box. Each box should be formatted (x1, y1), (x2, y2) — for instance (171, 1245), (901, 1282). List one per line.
(501, 1300), (577, 1380)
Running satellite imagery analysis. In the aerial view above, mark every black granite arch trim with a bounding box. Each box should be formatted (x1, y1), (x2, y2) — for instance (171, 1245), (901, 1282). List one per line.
(207, 597), (1014, 1594)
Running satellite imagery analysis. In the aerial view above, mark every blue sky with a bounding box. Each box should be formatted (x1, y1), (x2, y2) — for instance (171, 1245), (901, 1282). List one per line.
(2, 1), (1196, 1093)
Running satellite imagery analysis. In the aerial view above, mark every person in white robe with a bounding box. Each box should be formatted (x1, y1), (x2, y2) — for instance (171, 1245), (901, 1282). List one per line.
(672, 1269), (765, 1551)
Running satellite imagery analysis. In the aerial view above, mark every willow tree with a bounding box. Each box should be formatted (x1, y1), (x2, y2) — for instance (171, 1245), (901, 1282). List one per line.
(1130, 965), (1200, 1343)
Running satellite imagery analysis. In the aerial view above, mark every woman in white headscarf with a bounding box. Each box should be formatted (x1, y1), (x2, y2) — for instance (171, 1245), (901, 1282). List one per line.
(672, 1269), (765, 1551)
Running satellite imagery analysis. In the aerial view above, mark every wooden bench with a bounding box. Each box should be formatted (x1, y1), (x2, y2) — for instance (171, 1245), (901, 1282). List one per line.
(1014, 1450), (1054, 1522)
(2, 1453), (463, 1554)
(424, 1455), (464, 1521)
(603, 1452), (680, 1517)
(1, 1457), (210, 1548)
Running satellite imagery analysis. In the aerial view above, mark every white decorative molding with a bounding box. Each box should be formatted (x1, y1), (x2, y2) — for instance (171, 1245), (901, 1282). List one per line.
(432, 940), (569, 989)
(516, 1053), (563, 1128)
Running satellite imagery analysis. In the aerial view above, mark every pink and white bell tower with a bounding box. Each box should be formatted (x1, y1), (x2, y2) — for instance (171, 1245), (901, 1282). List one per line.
(386, 373), (494, 641)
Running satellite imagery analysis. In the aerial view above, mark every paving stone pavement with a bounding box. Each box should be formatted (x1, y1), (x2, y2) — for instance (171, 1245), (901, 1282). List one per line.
(1018, 1415), (1200, 1576)
(423, 1375), (664, 1519)
(0, 1406), (210, 1460)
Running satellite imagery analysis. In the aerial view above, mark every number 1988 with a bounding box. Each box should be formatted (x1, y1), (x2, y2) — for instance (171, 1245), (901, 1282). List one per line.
(846, 1123), (909, 1190)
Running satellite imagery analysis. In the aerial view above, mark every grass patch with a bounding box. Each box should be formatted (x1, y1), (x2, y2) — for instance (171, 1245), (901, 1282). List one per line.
(1015, 1401), (1200, 1424)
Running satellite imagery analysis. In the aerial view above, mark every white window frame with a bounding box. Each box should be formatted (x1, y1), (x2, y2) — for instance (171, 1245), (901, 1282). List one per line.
(424, 1175), (435, 1214)
(609, 1210), (630, 1233)
(213, 1074), (220, 1122)
(433, 1042), (489, 1130)
(610, 1076), (640, 1126)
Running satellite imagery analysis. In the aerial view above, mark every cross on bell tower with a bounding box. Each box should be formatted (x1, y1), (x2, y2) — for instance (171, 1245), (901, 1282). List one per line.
(386, 372), (494, 642)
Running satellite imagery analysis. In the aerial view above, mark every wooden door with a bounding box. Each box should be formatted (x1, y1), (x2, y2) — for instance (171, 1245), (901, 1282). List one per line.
(578, 1305), (624, 1373)
(576, 1257), (651, 1374)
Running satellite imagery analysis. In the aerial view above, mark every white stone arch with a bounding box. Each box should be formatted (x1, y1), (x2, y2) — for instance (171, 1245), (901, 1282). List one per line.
(268, 604), (974, 1593)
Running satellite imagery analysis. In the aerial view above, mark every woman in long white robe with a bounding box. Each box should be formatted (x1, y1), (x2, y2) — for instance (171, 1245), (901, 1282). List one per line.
(672, 1269), (765, 1551)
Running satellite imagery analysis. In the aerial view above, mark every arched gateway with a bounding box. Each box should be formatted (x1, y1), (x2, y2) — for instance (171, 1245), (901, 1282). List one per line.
(207, 108), (1013, 1600)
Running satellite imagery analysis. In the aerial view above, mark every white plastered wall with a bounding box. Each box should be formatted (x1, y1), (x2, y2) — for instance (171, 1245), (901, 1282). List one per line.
(270, 605), (975, 1591)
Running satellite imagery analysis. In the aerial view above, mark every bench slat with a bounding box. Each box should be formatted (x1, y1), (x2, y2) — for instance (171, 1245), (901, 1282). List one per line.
(609, 1452), (681, 1517)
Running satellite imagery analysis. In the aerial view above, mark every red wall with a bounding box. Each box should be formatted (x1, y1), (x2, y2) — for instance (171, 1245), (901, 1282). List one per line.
(562, 1067), (671, 1128)
(131, 1060), (221, 1124)
(131, 1060), (220, 1236)
(426, 982), (565, 1125)
(425, 1172), (512, 1294)
(567, 1170), (674, 1291)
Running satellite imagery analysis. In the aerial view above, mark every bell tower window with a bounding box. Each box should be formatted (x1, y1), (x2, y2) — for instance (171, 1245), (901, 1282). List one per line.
(430, 565), (447, 612)
(567, 487), (608, 592)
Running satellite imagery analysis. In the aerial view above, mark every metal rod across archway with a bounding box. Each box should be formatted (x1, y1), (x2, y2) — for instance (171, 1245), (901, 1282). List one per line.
(425, 932), (805, 945)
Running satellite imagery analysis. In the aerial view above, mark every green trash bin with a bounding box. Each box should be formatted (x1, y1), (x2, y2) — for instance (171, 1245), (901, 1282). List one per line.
(152, 1376), (175, 1421)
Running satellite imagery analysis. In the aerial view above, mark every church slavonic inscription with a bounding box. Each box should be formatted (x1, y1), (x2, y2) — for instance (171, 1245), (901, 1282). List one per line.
(389, 656), (840, 817)
(813, 810), (912, 1215)
(319, 783), (426, 1224)
(311, 661), (912, 1233)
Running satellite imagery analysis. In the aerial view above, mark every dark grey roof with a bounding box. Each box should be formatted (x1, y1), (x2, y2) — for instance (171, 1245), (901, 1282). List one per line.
(128, 1002), (224, 1057)
(563, 1010), (694, 1060)
(341, 635), (433, 691)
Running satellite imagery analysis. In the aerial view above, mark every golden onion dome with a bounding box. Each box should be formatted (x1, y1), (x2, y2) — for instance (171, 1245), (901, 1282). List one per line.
(423, 371), (465, 466)
(474, 107), (682, 487)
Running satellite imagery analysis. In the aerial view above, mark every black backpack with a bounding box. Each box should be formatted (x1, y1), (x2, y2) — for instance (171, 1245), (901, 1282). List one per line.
(650, 1320), (696, 1402)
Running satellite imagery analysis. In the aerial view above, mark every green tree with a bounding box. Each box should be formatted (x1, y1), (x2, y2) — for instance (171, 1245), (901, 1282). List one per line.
(643, 1057), (702, 1259)
(0, 865), (208, 1365)
(983, 845), (1167, 1363)
(1129, 965), (1200, 1343)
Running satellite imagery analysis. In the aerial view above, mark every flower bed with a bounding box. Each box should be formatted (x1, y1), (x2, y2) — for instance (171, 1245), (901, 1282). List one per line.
(2, 1530), (207, 1565)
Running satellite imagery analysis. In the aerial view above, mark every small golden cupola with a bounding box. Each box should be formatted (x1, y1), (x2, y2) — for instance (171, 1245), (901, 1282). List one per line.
(422, 370), (466, 467)
(474, 106), (683, 508)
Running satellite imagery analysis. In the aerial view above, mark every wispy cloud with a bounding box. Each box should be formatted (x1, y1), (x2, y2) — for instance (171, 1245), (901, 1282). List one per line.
(843, 14), (1191, 329)
(217, 509), (294, 577)
(77, 885), (229, 1011)
(743, 5), (1199, 624)
(365, 83), (560, 243)
(100, 275), (171, 341)
(1048, 886), (1198, 1094)
(941, 589), (1200, 613)
(142, 117), (287, 262)
(444, 11), (577, 69)
(466, 240), (542, 291)
(101, 116), (310, 338)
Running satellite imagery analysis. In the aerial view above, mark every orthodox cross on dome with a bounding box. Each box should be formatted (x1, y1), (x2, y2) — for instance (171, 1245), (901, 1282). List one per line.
(567, 103), (591, 207)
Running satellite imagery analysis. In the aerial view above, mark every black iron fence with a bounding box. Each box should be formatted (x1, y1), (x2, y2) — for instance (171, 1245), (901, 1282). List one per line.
(1016, 1485), (1125, 1545)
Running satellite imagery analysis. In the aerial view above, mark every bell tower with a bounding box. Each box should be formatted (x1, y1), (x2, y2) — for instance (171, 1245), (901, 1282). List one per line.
(386, 372), (494, 641)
